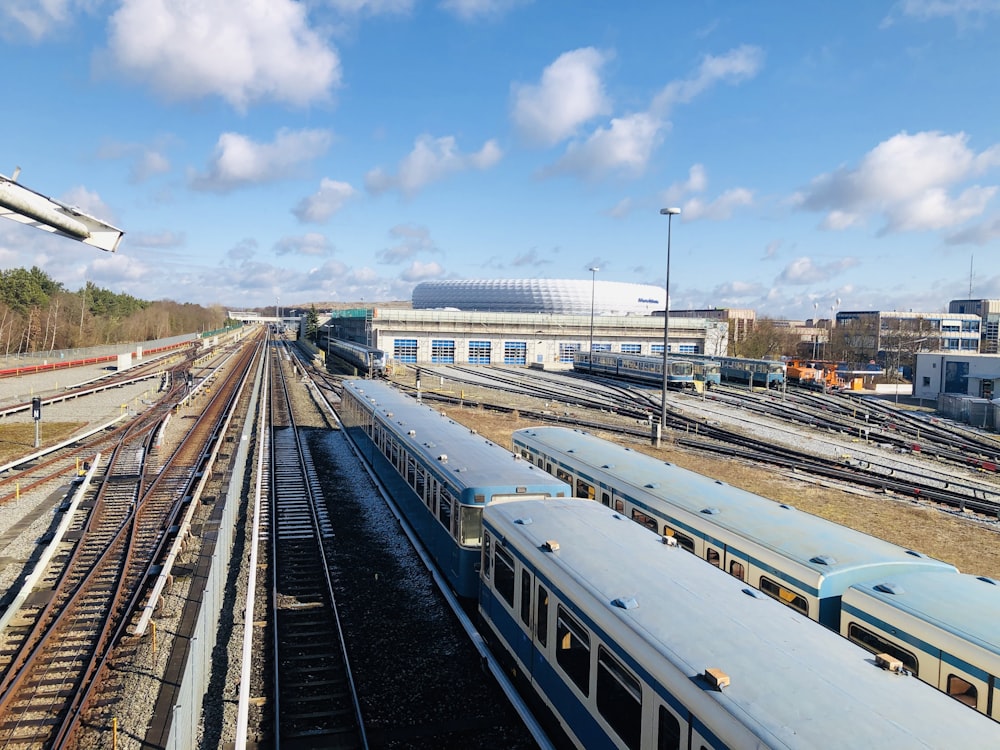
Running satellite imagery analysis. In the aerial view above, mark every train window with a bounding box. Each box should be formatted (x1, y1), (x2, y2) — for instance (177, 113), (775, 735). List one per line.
(545, 463), (552, 474)
(556, 468), (572, 484)
(729, 561), (745, 581)
(439, 490), (454, 534)
(597, 646), (642, 750)
(631, 510), (658, 532)
(663, 527), (695, 554)
(414, 467), (425, 500)
(759, 577), (809, 616)
(536, 585), (549, 647)
(494, 546), (515, 607)
(601, 491), (610, 507)
(406, 457), (416, 487)
(459, 506), (482, 547)
(520, 571), (532, 626)
(706, 549), (720, 568)
(427, 478), (438, 511)
(482, 532), (492, 579)
(576, 478), (594, 500)
(614, 499), (625, 513)
(947, 675), (978, 707)
(657, 706), (681, 750)
(556, 606), (591, 696)
(537, 459), (543, 469)
(847, 624), (918, 675)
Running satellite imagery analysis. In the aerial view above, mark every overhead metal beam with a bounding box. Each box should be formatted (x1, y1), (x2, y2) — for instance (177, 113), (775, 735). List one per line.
(0, 171), (124, 252)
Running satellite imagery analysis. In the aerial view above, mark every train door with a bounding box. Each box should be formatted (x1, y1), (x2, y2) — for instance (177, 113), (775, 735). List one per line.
(704, 540), (724, 570)
(935, 659), (994, 717)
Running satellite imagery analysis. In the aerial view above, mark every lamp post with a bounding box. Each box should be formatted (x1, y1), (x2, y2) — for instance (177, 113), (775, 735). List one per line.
(588, 266), (599, 371)
(658, 207), (681, 444)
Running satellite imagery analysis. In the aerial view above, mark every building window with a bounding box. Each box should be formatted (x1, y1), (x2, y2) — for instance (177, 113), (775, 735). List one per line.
(468, 340), (491, 364)
(621, 343), (641, 354)
(678, 344), (697, 353)
(650, 344), (664, 354)
(431, 339), (456, 363)
(593, 343), (612, 352)
(922, 377), (931, 387)
(393, 338), (417, 363)
(504, 341), (527, 365)
(559, 343), (580, 363)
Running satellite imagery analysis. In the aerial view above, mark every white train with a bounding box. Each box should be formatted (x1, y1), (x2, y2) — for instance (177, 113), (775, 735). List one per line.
(511, 426), (1000, 721)
(480, 497), (1000, 749)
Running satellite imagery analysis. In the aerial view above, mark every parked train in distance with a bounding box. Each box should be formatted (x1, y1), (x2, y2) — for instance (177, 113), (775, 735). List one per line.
(338, 380), (570, 597)
(676, 353), (787, 388)
(480, 497), (1000, 749)
(511, 426), (1000, 721)
(573, 351), (697, 389)
(327, 337), (388, 377)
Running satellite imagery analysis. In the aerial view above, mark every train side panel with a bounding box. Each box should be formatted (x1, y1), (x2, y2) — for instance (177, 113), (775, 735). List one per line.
(842, 575), (1000, 721)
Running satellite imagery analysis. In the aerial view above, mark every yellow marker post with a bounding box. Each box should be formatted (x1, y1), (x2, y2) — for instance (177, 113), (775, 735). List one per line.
(15, 483), (19, 501)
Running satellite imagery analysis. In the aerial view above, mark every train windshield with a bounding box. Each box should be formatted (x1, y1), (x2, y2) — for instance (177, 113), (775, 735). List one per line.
(460, 506), (483, 547)
(673, 361), (694, 376)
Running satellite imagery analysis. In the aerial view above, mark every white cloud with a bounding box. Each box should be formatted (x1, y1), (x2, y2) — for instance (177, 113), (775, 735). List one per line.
(883, 0), (1000, 27)
(946, 215), (1000, 245)
(364, 135), (501, 196)
(191, 128), (332, 192)
(293, 179), (357, 223)
(777, 256), (860, 285)
(105, 0), (341, 111)
(681, 187), (753, 221)
(795, 130), (1000, 233)
(662, 164), (708, 204)
(377, 224), (436, 263)
(324, 0), (414, 14)
(400, 260), (444, 281)
(128, 230), (185, 248)
(511, 47), (612, 146)
(543, 113), (662, 180)
(0, 0), (96, 42)
(439, 0), (531, 20)
(651, 45), (764, 115)
(274, 233), (334, 257)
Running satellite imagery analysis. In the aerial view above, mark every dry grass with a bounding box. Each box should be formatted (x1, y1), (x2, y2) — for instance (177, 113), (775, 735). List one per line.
(0, 422), (86, 465)
(433, 400), (1000, 579)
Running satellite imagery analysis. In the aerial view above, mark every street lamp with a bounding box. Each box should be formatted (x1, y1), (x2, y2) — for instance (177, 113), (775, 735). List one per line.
(589, 266), (599, 371)
(659, 207), (680, 437)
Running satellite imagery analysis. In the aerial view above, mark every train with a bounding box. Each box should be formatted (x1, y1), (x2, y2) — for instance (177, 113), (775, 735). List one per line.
(480, 497), (999, 749)
(327, 337), (388, 377)
(511, 426), (1000, 721)
(337, 380), (570, 597)
(677, 353), (787, 388)
(336, 382), (1000, 743)
(573, 351), (696, 389)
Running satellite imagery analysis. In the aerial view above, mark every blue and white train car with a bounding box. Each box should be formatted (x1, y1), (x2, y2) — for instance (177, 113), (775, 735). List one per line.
(841, 572), (1000, 721)
(328, 337), (388, 377)
(573, 351), (695, 389)
(676, 354), (786, 388)
(338, 380), (570, 597)
(480, 498), (1000, 749)
(511, 427), (957, 629)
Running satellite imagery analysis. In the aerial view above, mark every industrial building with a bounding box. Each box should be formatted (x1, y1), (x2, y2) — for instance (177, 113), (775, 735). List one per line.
(320, 279), (727, 369)
(835, 310), (982, 363)
(948, 298), (1000, 354)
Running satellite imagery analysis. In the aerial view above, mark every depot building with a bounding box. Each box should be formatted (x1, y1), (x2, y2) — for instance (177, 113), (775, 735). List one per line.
(317, 279), (728, 368)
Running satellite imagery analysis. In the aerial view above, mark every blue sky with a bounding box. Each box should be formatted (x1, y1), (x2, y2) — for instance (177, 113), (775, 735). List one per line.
(2, 1), (999, 319)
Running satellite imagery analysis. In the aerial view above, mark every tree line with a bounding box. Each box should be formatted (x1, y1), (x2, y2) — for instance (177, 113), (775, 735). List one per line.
(0, 267), (229, 355)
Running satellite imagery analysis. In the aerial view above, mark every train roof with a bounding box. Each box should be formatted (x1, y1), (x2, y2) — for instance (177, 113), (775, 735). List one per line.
(848, 573), (1000, 659)
(513, 427), (957, 589)
(484, 498), (1000, 748)
(343, 381), (569, 496)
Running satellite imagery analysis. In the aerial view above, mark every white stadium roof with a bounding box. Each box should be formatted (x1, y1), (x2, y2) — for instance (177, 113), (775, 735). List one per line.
(412, 279), (665, 316)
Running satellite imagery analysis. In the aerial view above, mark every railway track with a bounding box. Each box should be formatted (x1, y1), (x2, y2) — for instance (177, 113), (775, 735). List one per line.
(410, 366), (1000, 519)
(268, 341), (367, 748)
(0, 337), (259, 748)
